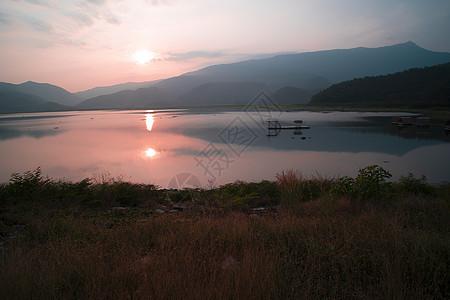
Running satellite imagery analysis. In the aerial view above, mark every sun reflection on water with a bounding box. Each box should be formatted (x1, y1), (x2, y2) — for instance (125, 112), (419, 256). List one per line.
(145, 111), (155, 132)
(145, 147), (157, 157)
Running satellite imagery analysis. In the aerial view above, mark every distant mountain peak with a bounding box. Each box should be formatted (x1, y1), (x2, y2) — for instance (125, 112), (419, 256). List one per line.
(354, 41), (422, 52)
(1, 80), (82, 106)
(21, 81), (51, 87)
(391, 41), (423, 50)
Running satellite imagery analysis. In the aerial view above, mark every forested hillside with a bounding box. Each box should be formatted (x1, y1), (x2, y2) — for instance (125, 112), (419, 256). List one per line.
(310, 63), (450, 108)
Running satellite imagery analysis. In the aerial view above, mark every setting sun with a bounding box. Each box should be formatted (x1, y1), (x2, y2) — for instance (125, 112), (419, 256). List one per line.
(132, 50), (155, 65)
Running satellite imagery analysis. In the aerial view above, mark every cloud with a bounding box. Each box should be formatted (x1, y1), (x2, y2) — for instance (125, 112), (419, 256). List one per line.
(70, 12), (95, 27)
(86, 0), (107, 5)
(70, 1), (123, 27)
(23, 0), (52, 7)
(167, 51), (225, 61)
(29, 19), (53, 32)
(105, 14), (121, 25)
(145, 0), (175, 6)
(61, 39), (88, 47)
(0, 12), (11, 26)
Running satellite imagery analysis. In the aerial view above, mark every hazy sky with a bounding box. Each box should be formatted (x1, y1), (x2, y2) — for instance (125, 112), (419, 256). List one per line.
(1, 0), (449, 92)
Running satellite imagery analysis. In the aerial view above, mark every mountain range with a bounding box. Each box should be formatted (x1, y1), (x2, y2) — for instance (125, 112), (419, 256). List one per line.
(1, 41), (450, 113)
(74, 80), (160, 100)
(310, 62), (450, 107)
(0, 81), (78, 113)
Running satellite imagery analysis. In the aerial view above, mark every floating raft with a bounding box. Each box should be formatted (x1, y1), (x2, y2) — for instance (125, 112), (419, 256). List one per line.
(444, 121), (450, 132)
(267, 120), (310, 130)
(268, 125), (310, 129)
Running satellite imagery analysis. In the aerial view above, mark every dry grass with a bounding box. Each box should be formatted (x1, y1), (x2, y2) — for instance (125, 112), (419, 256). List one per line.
(276, 169), (335, 204)
(0, 169), (448, 299)
(1, 197), (448, 299)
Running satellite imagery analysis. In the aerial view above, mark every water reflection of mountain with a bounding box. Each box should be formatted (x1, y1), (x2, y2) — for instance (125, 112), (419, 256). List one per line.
(282, 127), (447, 156)
(337, 116), (450, 143)
(175, 118), (449, 157)
(0, 128), (58, 140)
(0, 114), (72, 140)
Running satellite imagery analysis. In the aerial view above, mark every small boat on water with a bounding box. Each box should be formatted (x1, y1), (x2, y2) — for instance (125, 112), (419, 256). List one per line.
(416, 117), (430, 129)
(444, 120), (450, 132)
(391, 116), (413, 128)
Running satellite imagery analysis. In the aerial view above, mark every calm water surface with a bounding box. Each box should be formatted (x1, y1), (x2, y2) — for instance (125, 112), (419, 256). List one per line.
(1, 109), (449, 187)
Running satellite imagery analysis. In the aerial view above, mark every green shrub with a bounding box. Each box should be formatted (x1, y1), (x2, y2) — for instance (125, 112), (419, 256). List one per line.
(165, 188), (200, 204)
(3, 167), (55, 203)
(91, 181), (160, 208)
(331, 165), (392, 202)
(230, 192), (259, 209)
(397, 173), (433, 196)
(208, 180), (279, 209)
(330, 176), (354, 199)
(353, 165), (392, 201)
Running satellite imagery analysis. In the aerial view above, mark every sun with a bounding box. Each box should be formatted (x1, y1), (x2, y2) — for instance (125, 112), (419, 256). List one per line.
(132, 50), (155, 65)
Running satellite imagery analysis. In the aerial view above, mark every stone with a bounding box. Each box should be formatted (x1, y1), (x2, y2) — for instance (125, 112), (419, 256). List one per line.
(104, 221), (115, 229)
(112, 207), (127, 211)
(173, 205), (189, 211)
(12, 225), (25, 231)
(252, 207), (266, 211)
(221, 256), (241, 270)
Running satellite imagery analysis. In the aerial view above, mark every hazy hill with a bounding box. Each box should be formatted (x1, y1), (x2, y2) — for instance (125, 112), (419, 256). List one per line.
(154, 42), (450, 98)
(310, 62), (450, 107)
(0, 89), (66, 113)
(76, 86), (170, 109)
(271, 86), (316, 104)
(175, 82), (270, 106)
(82, 41), (450, 109)
(0, 81), (81, 106)
(75, 80), (160, 100)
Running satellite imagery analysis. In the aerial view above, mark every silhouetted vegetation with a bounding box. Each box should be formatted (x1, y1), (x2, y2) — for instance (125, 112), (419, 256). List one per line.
(1, 167), (449, 298)
(311, 62), (450, 108)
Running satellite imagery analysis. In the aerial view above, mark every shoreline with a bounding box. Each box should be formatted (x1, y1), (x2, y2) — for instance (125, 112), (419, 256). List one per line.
(2, 104), (450, 119)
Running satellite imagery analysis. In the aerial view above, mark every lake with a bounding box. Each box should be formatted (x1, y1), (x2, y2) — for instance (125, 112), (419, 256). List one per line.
(1, 109), (449, 188)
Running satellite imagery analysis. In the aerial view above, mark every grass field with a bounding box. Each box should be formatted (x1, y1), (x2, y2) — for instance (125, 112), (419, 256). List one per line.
(1, 167), (449, 299)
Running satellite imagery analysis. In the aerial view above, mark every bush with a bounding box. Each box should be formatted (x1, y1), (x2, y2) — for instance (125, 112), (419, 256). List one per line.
(397, 173), (433, 196)
(330, 176), (354, 199)
(353, 165), (392, 201)
(331, 165), (392, 202)
(205, 180), (279, 209)
(1, 168), (163, 209)
(5, 167), (51, 202)
(90, 181), (160, 208)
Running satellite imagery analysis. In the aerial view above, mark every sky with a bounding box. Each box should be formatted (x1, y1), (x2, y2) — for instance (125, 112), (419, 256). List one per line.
(0, 0), (449, 92)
